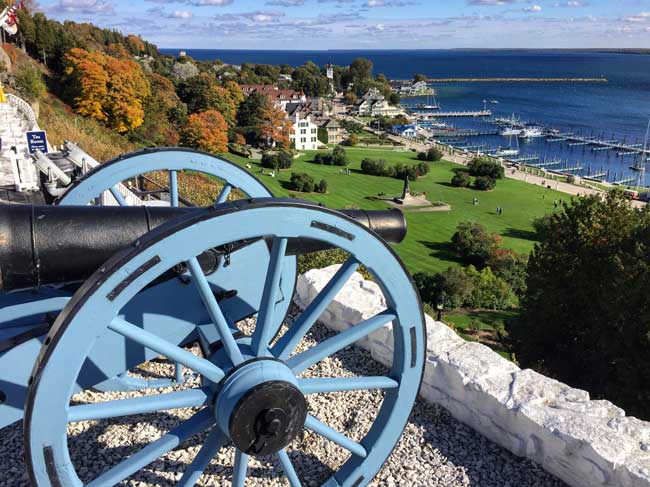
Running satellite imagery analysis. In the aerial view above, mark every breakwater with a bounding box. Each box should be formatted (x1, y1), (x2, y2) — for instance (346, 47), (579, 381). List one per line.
(423, 77), (608, 83)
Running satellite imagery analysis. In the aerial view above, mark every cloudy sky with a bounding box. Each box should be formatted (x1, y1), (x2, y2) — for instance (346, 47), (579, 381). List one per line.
(37, 0), (650, 49)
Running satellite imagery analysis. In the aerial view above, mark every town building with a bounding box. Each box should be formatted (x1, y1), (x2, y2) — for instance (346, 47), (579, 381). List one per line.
(240, 85), (306, 110)
(316, 117), (345, 145)
(290, 114), (320, 151)
(353, 89), (404, 117)
(392, 125), (418, 138)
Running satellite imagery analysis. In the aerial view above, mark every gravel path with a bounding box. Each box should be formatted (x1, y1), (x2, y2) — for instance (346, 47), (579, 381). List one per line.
(0, 315), (567, 487)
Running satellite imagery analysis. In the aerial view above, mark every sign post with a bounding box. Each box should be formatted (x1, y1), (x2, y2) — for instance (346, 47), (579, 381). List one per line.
(26, 131), (48, 155)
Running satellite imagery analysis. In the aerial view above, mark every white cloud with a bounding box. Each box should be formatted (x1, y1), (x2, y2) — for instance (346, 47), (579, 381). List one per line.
(523, 5), (542, 13)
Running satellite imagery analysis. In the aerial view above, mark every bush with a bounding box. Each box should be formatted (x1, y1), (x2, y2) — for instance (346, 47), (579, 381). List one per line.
(566, 174), (576, 184)
(414, 265), (515, 311)
(313, 146), (348, 166)
(486, 249), (528, 297)
(360, 158), (386, 176)
(474, 175), (496, 191)
(464, 265), (516, 310)
(298, 249), (372, 280)
(468, 157), (504, 180)
(317, 179), (328, 194)
(14, 64), (46, 101)
(451, 170), (471, 188)
(289, 172), (315, 192)
(451, 221), (501, 267)
(261, 151), (293, 170)
(419, 148), (443, 162)
(345, 134), (359, 146)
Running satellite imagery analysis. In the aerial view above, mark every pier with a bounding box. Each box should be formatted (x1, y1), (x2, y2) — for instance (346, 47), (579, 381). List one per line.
(509, 155), (540, 163)
(415, 110), (492, 118)
(431, 129), (499, 137)
(552, 133), (650, 156)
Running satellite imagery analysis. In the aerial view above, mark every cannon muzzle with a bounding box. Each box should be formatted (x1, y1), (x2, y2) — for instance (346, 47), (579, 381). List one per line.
(0, 204), (406, 292)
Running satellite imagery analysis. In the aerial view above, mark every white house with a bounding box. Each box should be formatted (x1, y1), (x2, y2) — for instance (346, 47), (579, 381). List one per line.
(290, 115), (320, 151)
(392, 125), (418, 138)
(353, 89), (404, 117)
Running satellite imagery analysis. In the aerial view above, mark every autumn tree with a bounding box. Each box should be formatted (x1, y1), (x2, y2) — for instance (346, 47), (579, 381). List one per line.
(260, 102), (292, 149)
(63, 47), (151, 133)
(136, 73), (185, 145)
(181, 109), (229, 154)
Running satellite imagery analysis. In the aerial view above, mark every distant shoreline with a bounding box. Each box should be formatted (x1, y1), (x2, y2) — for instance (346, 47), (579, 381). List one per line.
(402, 77), (609, 83)
(160, 48), (650, 56)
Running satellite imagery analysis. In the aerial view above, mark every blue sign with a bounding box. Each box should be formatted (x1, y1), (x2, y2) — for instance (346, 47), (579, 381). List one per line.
(26, 131), (48, 155)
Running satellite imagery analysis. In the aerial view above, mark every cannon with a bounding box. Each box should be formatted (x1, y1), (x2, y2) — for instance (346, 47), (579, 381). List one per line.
(0, 148), (425, 487)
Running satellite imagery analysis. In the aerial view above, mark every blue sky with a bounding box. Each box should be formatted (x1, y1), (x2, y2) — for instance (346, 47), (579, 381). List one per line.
(37, 0), (650, 49)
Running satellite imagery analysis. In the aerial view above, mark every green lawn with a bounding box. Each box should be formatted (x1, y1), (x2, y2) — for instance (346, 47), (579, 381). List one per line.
(224, 147), (564, 275)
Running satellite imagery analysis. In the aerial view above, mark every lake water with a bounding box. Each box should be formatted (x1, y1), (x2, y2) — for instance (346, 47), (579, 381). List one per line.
(161, 49), (650, 185)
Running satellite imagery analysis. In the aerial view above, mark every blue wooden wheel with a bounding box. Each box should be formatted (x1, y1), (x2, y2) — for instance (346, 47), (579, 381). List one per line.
(57, 147), (297, 391)
(58, 147), (272, 207)
(25, 201), (426, 487)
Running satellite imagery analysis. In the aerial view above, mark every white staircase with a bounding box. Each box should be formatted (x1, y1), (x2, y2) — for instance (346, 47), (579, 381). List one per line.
(0, 94), (40, 191)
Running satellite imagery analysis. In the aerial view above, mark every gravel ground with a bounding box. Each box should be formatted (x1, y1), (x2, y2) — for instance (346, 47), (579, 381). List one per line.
(0, 313), (567, 487)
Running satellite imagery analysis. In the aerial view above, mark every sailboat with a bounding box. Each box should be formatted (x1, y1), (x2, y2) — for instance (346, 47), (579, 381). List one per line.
(496, 134), (520, 157)
(629, 118), (650, 171)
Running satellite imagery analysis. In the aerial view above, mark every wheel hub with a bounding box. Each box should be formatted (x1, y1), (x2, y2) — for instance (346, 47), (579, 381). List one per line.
(215, 359), (307, 457)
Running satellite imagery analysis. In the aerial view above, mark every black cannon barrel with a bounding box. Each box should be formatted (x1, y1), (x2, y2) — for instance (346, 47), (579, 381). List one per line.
(0, 204), (406, 292)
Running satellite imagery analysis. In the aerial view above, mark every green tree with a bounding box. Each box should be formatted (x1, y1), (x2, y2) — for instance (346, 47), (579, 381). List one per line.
(13, 64), (46, 101)
(451, 171), (471, 188)
(517, 191), (650, 419)
(451, 221), (501, 267)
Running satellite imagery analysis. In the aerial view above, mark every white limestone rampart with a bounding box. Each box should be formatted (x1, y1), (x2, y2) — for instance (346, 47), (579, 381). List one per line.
(296, 265), (650, 487)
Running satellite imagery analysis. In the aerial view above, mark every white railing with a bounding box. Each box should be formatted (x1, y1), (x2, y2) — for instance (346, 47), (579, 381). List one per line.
(64, 142), (144, 206)
(5, 93), (39, 131)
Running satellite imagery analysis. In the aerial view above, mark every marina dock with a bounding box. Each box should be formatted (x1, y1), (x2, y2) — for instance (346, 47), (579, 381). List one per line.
(415, 110), (492, 118)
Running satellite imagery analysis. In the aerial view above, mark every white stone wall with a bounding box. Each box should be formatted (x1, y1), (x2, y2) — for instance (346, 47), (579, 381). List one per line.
(296, 265), (650, 487)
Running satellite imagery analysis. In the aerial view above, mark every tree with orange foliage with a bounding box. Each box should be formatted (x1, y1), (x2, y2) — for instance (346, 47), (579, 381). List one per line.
(260, 102), (292, 149)
(181, 109), (229, 154)
(63, 47), (151, 133)
(126, 34), (146, 55)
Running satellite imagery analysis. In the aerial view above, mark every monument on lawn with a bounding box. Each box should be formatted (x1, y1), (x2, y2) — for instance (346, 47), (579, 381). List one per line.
(402, 176), (410, 201)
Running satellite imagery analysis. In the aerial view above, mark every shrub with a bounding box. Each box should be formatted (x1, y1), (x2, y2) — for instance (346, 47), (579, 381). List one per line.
(298, 249), (372, 280)
(14, 64), (46, 101)
(289, 172), (315, 192)
(313, 146), (348, 166)
(469, 319), (482, 336)
(414, 265), (515, 312)
(451, 170), (471, 188)
(345, 134), (359, 146)
(261, 151), (293, 170)
(464, 265), (516, 310)
(317, 127), (329, 145)
(360, 158), (387, 176)
(426, 147), (443, 162)
(468, 157), (504, 180)
(566, 174), (576, 184)
(419, 147), (443, 162)
(474, 175), (496, 191)
(317, 179), (328, 194)
(451, 221), (501, 267)
(486, 249), (528, 297)
(331, 145), (348, 166)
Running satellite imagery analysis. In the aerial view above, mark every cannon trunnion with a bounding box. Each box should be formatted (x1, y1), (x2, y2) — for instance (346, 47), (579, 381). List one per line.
(0, 148), (425, 487)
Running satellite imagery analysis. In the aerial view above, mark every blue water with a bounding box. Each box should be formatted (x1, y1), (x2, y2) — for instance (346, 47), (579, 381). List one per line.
(162, 49), (650, 184)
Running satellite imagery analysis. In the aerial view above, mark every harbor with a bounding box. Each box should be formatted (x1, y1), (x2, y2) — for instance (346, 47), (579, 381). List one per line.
(403, 93), (650, 188)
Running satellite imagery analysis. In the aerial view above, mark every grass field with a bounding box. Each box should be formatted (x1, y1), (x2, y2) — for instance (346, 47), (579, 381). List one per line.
(224, 147), (565, 275)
